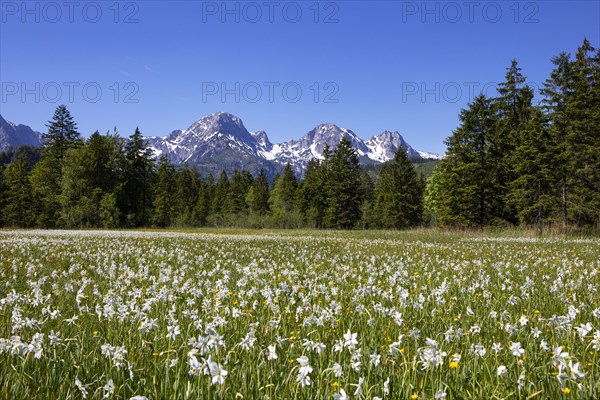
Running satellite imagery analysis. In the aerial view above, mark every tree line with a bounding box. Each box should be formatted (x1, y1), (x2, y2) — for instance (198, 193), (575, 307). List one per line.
(0, 106), (424, 229)
(1, 39), (598, 232)
(426, 39), (599, 232)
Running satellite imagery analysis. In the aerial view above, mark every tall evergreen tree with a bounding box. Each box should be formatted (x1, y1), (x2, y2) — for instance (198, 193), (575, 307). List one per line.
(374, 147), (424, 228)
(565, 39), (600, 226)
(175, 166), (201, 226)
(42, 105), (81, 160)
(436, 95), (497, 227)
(509, 110), (558, 234)
(296, 159), (327, 228)
(541, 52), (574, 230)
(269, 163), (299, 227)
(246, 168), (270, 215)
(2, 152), (33, 227)
(212, 170), (231, 216)
(493, 60), (536, 224)
(123, 127), (154, 226)
(229, 169), (253, 214)
(152, 156), (177, 227)
(323, 137), (362, 229)
(193, 174), (215, 226)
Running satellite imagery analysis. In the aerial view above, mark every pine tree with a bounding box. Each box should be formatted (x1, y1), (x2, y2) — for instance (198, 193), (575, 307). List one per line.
(509, 109), (558, 234)
(565, 39), (600, 226)
(374, 147), (424, 229)
(269, 163), (299, 227)
(246, 168), (270, 215)
(2, 152), (33, 227)
(212, 170), (231, 216)
(541, 52), (574, 230)
(43, 105), (81, 160)
(296, 159), (327, 227)
(152, 156), (177, 227)
(175, 166), (200, 226)
(324, 137), (362, 229)
(123, 127), (154, 226)
(229, 169), (253, 214)
(493, 60), (536, 224)
(193, 174), (214, 226)
(436, 95), (497, 227)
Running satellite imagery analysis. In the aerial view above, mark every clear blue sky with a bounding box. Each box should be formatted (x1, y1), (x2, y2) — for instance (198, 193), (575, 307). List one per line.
(1, 1), (598, 153)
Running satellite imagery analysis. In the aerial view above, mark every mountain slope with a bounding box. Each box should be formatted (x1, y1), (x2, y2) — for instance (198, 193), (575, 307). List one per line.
(145, 111), (442, 177)
(0, 115), (41, 152)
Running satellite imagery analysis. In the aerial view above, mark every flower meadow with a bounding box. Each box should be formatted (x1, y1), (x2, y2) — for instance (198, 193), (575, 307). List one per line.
(0, 230), (599, 399)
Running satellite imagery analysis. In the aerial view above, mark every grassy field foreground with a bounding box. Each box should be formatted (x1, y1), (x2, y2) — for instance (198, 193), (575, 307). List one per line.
(0, 230), (599, 399)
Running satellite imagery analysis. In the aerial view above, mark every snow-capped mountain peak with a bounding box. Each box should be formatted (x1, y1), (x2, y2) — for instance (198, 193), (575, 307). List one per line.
(144, 112), (441, 177)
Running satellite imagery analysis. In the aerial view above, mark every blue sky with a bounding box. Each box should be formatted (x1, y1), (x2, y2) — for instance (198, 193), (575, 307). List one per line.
(1, 1), (598, 153)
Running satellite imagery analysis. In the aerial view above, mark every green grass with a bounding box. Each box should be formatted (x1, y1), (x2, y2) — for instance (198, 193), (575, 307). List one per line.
(0, 230), (599, 399)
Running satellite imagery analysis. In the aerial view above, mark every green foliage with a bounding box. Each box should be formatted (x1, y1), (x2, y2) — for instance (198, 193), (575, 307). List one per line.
(1, 152), (33, 227)
(374, 147), (424, 228)
(323, 137), (363, 229)
(2, 40), (598, 231)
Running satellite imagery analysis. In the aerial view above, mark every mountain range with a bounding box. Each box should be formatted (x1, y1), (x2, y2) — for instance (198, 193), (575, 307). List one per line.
(145, 112), (442, 177)
(0, 112), (443, 177)
(0, 114), (41, 152)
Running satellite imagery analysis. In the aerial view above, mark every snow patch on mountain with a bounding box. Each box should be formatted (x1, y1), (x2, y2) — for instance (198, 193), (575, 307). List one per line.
(144, 112), (440, 176)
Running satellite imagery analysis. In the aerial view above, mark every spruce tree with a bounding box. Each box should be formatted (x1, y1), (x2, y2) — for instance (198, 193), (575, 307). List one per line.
(43, 105), (81, 160)
(493, 60), (536, 224)
(324, 137), (362, 229)
(296, 159), (326, 227)
(123, 127), (154, 226)
(246, 168), (270, 215)
(193, 174), (215, 226)
(565, 39), (600, 226)
(269, 163), (298, 227)
(436, 95), (497, 227)
(541, 52), (574, 230)
(509, 109), (558, 234)
(2, 152), (33, 227)
(373, 147), (424, 229)
(152, 156), (177, 227)
(212, 171), (231, 216)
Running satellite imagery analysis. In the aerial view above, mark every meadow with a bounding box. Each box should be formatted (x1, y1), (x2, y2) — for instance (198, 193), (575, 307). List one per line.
(0, 229), (599, 399)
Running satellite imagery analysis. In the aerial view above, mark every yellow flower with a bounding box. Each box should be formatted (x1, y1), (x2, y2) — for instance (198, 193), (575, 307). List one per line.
(562, 387), (571, 394)
(331, 381), (341, 388)
(450, 361), (459, 369)
(153, 352), (159, 356)
(411, 394), (419, 400)
(92, 331), (98, 335)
